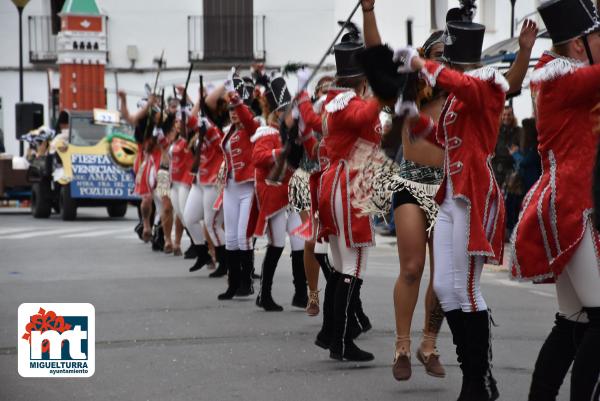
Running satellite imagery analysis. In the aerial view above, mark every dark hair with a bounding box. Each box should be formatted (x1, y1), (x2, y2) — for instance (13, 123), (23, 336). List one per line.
(422, 30), (445, 58)
(335, 75), (366, 90)
(521, 118), (538, 151)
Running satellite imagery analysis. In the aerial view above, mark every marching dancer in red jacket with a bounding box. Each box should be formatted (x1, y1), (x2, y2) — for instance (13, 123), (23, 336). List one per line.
(246, 77), (307, 311)
(400, 16), (508, 400)
(315, 31), (385, 362)
(184, 115), (225, 273)
(510, 1), (600, 400)
(217, 73), (260, 300)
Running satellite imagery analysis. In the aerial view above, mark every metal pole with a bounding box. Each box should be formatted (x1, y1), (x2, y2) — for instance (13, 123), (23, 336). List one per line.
(18, 6), (24, 156)
(510, 0), (516, 38)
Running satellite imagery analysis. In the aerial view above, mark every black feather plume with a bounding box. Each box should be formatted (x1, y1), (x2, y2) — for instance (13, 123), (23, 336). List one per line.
(338, 20), (362, 43)
(447, 0), (477, 22)
(281, 62), (308, 76)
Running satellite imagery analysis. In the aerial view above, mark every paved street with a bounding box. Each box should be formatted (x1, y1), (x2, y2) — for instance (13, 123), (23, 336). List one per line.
(0, 207), (567, 401)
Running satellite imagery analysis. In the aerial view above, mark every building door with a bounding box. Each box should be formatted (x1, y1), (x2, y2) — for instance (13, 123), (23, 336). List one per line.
(203, 0), (254, 61)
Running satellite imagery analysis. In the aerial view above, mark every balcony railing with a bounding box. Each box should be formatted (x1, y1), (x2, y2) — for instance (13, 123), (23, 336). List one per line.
(188, 15), (266, 62)
(28, 16), (57, 63)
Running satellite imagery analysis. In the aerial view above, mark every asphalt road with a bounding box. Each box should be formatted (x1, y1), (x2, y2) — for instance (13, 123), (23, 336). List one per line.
(0, 207), (568, 401)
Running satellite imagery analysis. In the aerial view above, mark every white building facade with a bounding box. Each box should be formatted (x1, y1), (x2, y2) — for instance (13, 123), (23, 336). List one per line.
(0, 0), (549, 156)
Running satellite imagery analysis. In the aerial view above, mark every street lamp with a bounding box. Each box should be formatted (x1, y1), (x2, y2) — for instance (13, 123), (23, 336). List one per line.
(11, 0), (30, 156)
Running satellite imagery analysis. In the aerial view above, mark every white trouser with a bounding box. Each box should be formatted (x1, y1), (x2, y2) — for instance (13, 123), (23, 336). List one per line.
(170, 182), (190, 222)
(183, 184), (225, 246)
(266, 209), (305, 250)
(433, 181), (496, 313)
(556, 224), (600, 322)
(223, 180), (254, 251)
(314, 241), (329, 254)
(328, 180), (369, 278)
(183, 183), (206, 245)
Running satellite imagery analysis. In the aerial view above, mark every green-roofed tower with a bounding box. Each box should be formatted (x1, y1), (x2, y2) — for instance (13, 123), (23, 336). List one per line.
(57, 0), (107, 111)
(60, 0), (101, 16)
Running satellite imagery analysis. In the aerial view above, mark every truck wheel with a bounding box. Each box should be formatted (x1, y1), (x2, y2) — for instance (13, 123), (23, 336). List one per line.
(107, 202), (128, 218)
(60, 185), (77, 221)
(31, 182), (51, 218)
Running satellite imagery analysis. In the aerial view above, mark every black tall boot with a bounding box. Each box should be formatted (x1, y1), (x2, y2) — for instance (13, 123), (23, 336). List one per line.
(218, 249), (241, 300)
(315, 252), (332, 281)
(315, 270), (341, 350)
(237, 249), (254, 296)
(189, 243), (213, 272)
(329, 274), (374, 362)
(445, 310), (469, 401)
(209, 246), (227, 278)
(184, 243), (199, 259)
(354, 282), (372, 334)
(256, 246), (284, 311)
(529, 313), (588, 401)
(463, 310), (499, 401)
(291, 250), (308, 308)
(571, 307), (600, 401)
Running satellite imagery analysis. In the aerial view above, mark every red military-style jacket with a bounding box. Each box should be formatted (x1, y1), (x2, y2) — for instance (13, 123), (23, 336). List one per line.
(221, 96), (259, 184)
(247, 125), (293, 237)
(530, 51), (558, 117)
(412, 60), (508, 263)
(510, 58), (600, 281)
(198, 124), (224, 185)
(295, 90), (333, 241)
(317, 89), (382, 248)
(170, 137), (194, 185)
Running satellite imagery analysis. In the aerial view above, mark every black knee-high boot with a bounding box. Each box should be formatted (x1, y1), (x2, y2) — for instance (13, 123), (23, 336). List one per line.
(445, 310), (469, 401)
(463, 310), (499, 401)
(209, 246), (227, 278)
(315, 270), (341, 349)
(237, 249), (255, 296)
(354, 282), (372, 333)
(329, 274), (374, 362)
(291, 250), (308, 308)
(571, 307), (600, 401)
(529, 313), (588, 401)
(315, 252), (332, 281)
(217, 249), (241, 300)
(189, 243), (213, 272)
(256, 246), (284, 311)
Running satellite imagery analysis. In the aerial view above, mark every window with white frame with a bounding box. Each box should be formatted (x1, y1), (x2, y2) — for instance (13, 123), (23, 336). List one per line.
(431, 0), (448, 30)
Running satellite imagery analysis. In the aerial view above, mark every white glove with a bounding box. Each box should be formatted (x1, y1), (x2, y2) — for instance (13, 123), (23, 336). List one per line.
(296, 67), (312, 92)
(198, 116), (211, 131)
(393, 46), (419, 73)
(152, 127), (165, 139)
(224, 67), (236, 93)
(292, 104), (300, 120)
(394, 99), (419, 119)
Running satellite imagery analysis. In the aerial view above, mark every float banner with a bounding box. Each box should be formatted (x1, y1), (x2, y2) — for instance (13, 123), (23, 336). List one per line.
(70, 153), (137, 200)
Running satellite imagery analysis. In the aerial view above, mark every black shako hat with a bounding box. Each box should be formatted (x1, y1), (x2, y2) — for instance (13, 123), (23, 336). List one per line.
(356, 45), (408, 102)
(233, 77), (254, 106)
(442, 21), (486, 64)
(538, 0), (600, 45)
(334, 29), (365, 78)
(265, 76), (292, 112)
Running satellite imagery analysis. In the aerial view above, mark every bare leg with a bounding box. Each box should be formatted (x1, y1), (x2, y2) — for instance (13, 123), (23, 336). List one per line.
(304, 240), (320, 292)
(141, 195), (153, 241)
(161, 196), (174, 250)
(393, 203), (428, 355)
(204, 225), (216, 266)
(421, 236), (444, 354)
(175, 216), (184, 249)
